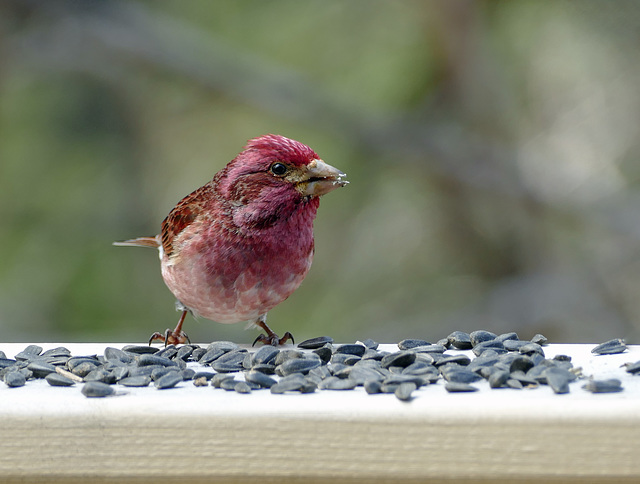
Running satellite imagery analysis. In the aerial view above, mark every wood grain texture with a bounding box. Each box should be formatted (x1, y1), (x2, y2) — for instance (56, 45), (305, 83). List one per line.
(0, 343), (638, 483)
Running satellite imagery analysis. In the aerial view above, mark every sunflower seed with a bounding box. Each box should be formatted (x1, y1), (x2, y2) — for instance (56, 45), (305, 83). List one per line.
(397, 339), (430, 350)
(348, 366), (384, 385)
(469, 330), (497, 347)
(591, 339), (627, 355)
(220, 378), (238, 391)
(82, 381), (115, 398)
(395, 382), (417, 401)
(4, 371), (26, 387)
(175, 346), (194, 361)
(84, 369), (116, 384)
(509, 371), (538, 387)
(519, 343), (545, 357)
(211, 373), (235, 388)
(502, 340), (528, 352)
(206, 341), (239, 353)
(441, 367), (483, 384)
(192, 371), (215, 381)
(274, 350), (303, 366)
(137, 354), (178, 368)
(128, 365), (160, 377)
(334, 344), (366, 357)
(278, 357), (321, 376)
(358, 339), (379, 350)
(119, 375), (151, 387)
(330, 353), (361, 366)
(412, 344), (447, 354)
(154, 371), (183, 389)
(445, 382), (478, 392)
(14, 345), (43, 361)
(496, 332), (519, 343)
(297, 336), (334, 349)
(582, 378), (623, 393)
(624, 361), (640, 374)
(155, 346), (178, 360)
(41, 347), (71, 358)
(506, 379), (523, 389)
(251, 363), (276, 374)
(150, 367), (172, 381)
(381, 351), (416, 369)
(233, 381), (251, 394)
(319, 376), (357, 390)
(245, 370), (277, 388)
(445, 331), (472, 350)
(0, 359), (17, 370)
(509, 355), (535, 373)
(531, 334), (548, 345)
(71, 361), (101, 378)
(309, 365), (331, 380)
(434, 354), (471, 367)
(488, 370), (510, 388)
(270, 378), (305, 394)
(332, 366), (353, 379)
(364, 380), (383, 394)
(181, 368), (195, 380)
(472, 340), (506, 356)
(362, 349), (387, 361)
(544, 367), (571, 394)
(401, 361), (436, 375)
(104, 347), (133, 364)
(27, 361), (57, 378)
(211, 351), (247, 373)
(198, 348), (227, 365)
(252, 346), (279, 365)
(122, 345), (158, 355)
(45, 373), (75, 387)
(312, 345), (333, 363)
(192, 348), (207, 361)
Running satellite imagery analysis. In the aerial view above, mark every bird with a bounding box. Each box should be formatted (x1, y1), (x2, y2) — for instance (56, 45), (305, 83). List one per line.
(114, 134), (348, 346)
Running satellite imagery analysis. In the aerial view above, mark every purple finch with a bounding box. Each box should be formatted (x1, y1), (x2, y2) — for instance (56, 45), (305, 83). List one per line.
(115, 134), (348, 345)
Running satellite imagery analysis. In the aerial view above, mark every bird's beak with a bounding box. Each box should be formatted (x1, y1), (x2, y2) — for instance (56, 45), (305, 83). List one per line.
(299, 159), (349, 197)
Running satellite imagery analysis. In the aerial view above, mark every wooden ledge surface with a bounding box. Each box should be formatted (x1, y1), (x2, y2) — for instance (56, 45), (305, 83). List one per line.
(0, 343), (638, 483)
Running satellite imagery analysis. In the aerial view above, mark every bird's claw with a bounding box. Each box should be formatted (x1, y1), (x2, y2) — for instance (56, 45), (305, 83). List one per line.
(252, 331), (295, 347)
(148, 329), (191, 347)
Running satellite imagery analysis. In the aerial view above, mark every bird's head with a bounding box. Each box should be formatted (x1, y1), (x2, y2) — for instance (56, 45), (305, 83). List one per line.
(215, 135), (348, 230)
(219, 134), (348, 199)
(214, 134), (348, 230)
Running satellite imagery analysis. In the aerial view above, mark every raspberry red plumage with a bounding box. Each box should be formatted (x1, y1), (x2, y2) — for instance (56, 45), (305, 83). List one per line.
(115, 134), (347, 345)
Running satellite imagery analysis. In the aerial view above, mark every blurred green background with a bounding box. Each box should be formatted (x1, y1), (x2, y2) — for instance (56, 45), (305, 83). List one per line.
(2, 0), (640, 344)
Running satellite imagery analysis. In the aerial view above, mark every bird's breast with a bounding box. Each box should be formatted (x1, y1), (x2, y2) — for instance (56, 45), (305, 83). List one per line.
(160, 221), (314, 324)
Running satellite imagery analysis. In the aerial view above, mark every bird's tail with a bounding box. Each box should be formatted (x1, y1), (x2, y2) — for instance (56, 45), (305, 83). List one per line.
(113, 236), (160, 249)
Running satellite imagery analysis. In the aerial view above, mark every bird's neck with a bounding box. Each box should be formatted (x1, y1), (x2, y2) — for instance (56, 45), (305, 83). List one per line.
(230, 188), (320, 236)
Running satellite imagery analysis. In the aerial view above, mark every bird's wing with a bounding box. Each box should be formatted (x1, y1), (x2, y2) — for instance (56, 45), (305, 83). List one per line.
(161, 184), (214, 259)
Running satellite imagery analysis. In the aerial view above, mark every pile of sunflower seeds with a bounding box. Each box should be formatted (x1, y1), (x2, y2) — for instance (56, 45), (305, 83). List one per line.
(0, 332), (635, 400)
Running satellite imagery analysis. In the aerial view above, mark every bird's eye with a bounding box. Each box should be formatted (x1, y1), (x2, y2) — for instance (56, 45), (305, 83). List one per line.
(269, 162), (288, 176)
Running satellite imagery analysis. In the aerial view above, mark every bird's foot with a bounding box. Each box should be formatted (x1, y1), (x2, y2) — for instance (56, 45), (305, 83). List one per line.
(148, 309), (190, 346)
(252, 331), (294, 347)
(148, 329), (190, 346)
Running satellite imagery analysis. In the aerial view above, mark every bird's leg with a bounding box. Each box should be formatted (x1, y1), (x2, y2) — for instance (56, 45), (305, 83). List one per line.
(148, 309), (191, 346)
(252, 315), (294, 346)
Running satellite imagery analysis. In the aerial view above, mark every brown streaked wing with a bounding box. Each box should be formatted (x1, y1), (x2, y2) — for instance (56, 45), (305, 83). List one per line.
(161, 184), (213, 258)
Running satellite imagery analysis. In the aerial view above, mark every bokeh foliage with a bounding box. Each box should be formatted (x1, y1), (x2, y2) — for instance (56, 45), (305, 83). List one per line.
(2, 0), (640, 343)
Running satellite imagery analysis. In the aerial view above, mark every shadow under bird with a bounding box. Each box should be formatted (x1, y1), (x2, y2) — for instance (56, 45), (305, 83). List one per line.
(115, 134), (348, 346)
